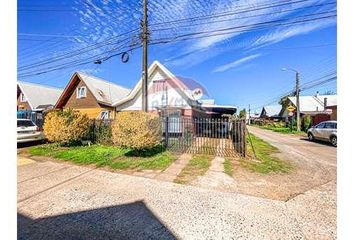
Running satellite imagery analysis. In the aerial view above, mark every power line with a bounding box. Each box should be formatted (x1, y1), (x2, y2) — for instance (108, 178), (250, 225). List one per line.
(18, 42), (141, 78)
(151, 1), (336, 31)
(150, 0), (307, 26)
(150, 13), (336, 45)
(249, 73), (337, 111)
(18, 12), (336, 78)
(18, 29), (139, 71)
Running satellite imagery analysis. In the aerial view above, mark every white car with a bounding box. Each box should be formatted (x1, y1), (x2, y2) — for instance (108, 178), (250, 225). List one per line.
(307, 120), (337, 147)
(17, 119), (44, 143)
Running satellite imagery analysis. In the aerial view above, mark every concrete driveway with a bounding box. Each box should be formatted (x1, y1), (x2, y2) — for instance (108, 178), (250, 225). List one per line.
(18, 158), (336, 239)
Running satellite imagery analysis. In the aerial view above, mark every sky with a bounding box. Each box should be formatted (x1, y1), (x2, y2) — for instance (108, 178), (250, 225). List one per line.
(18, 0), (337, 112)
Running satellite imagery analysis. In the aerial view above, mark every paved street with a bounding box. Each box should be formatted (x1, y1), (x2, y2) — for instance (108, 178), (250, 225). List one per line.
(18, 158), (336, 239)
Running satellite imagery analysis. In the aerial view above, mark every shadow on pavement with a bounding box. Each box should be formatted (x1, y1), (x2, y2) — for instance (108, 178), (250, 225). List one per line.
(299, 138), (334, 147)
(17, 140), (45, 149)
(18, 200), (177, 240)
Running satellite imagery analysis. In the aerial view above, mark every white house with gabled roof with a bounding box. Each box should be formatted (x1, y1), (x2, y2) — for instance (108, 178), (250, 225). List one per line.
(114, 60), (237, 118)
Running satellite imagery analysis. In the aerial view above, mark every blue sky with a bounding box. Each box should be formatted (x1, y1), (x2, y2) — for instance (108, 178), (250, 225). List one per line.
(18, 0), (337, 112)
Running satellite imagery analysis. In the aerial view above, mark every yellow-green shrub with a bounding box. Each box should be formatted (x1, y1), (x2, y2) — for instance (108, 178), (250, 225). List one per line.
(112, 111), (161, 150)
(43, 109), (90, 145)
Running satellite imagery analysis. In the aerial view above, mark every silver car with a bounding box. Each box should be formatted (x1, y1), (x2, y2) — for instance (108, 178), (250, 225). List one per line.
(307, 120), (337, 147)
(17, 119), (44, 143)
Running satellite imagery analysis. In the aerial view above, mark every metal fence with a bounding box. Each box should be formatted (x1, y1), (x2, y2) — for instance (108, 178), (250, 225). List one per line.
(17, 110), (45, 129)
(162, 117), (246, 157)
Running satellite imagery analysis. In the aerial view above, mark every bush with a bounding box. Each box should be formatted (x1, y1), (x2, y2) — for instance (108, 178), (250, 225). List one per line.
(302, 115), (312, 131)
(87, 120), (113, 145)
(111, 111), (162, 150)
(43, 109), (90, 145)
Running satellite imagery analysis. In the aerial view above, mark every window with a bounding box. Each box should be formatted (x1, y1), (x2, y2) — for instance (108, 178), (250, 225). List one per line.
(20, 93), (26, 102)
(99, 111), (109, 120)
(17, 120), (35, 127)
(324, 122), (336, 129)
(316, 122), (326, 129)
(76, 86), (86, 98)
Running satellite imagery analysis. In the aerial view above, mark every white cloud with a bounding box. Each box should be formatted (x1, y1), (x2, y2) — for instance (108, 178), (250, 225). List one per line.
(212, 54), (262, 73)
(249, 18), (336, 50)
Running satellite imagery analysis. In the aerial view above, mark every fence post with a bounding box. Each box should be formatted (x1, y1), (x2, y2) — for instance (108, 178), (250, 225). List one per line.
(241, 119), (246, 157)
(164, 116), (169, 148)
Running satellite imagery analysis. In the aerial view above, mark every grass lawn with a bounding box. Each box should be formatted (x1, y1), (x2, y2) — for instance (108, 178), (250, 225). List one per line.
(241, 133), (292, 174)
(174, 154), (212, 184)
(29, 144), (177, 171)
(223, 158), (233, 176)
(257, 125), (306, 136)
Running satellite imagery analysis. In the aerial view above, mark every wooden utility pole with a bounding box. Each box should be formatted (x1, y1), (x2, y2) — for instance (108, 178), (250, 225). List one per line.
(282, 67), (301, 131)
(295, 72), (300, 131)
(141, 0), (148, 112)
(248, 104), (251, 125)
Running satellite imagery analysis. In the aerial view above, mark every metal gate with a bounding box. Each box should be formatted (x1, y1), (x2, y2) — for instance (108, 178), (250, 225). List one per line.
(162, 117), (246, 157)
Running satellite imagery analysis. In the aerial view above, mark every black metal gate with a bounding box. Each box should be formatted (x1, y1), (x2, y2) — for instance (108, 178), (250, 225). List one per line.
(162, 117), (246, 157)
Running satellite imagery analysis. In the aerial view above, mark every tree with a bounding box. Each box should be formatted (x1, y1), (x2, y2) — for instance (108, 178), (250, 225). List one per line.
(238, 108), (246, 118)
(278, 94), (293, 108)
(322, 90), (336, 95)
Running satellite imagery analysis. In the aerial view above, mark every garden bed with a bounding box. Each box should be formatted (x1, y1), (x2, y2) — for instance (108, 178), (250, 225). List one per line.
(28, 144), (177, 171)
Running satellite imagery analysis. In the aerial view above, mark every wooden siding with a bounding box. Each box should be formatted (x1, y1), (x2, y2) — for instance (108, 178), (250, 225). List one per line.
(64, 80), (101, 109)
(60, 77), (115, 119)
(63, 107), (106, 119)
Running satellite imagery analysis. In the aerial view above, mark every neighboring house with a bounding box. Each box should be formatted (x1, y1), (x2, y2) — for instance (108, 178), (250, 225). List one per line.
(17, 81), (63, 128)
(246, 112), (260, 124)
(325, 104), (337, 120)
(279, 93), (337, 125)
(55, 72), (131, 119)
(113, 60), (237, 118)
(260, 105), (282, 120)
(17, 81), (63, 112)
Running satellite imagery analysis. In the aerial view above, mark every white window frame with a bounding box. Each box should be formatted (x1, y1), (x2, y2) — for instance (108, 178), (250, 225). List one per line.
(76, 86), (87, 98)
(20, 93), (26, 102)
(99, 111), (109, 120)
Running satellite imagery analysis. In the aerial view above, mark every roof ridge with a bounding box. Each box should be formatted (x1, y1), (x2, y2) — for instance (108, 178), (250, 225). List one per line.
(18, 81), (63, 91)
(76, 71), (131, 91)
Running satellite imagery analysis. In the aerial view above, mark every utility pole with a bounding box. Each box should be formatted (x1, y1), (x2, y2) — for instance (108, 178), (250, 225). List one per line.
(282, 67), (301, 131)
(295, 72), (301, 131)
(141, 0), (148, 112)
(248, 104), (251, 125)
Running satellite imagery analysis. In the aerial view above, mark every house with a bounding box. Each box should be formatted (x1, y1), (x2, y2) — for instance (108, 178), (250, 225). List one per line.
(113, 60), (237, 118)
(260, 105), (282, 120)
(55, 72), (131, 119)
(246, 112), (260, 124)
(279, 93), (337, 126)
(325, 104), (337, 120)
(17, 81), (63, 127)
(17, 81), (63, 112)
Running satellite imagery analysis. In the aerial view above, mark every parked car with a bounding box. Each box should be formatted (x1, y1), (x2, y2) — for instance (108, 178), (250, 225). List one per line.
(17, 119), (44, 143)
(307, 120), (337, 147)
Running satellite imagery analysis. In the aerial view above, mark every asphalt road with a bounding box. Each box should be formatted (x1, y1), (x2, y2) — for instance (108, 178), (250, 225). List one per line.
(18, 158), (336, 239)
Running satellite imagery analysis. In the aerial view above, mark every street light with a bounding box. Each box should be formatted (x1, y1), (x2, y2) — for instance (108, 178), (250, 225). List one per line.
(282, 67), (301, 132)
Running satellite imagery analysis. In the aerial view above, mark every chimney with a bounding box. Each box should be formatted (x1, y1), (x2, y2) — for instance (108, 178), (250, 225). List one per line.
(324, 97), (328, 108)
(315, 91), (319, 98)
